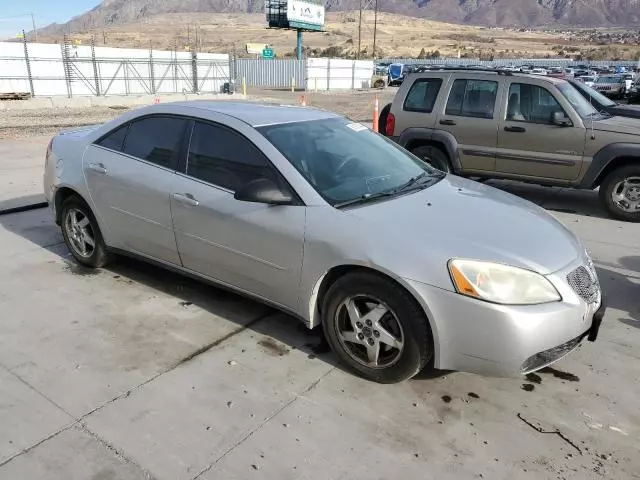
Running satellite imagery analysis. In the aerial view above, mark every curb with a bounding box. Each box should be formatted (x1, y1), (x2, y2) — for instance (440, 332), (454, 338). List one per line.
(0, 202), (48, 216)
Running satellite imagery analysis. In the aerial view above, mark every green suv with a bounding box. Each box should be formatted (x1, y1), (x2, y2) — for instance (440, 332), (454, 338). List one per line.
(379, 69), (640, 221)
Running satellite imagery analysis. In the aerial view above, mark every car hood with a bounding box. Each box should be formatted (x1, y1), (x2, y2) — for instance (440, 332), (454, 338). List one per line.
(606, 104), (640, 119)
(344, 176), (582, 276)
(593, 115), (640, 136)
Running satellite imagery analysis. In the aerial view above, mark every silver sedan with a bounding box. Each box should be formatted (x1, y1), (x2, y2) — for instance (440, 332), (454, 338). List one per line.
(44, 102), (605, 383)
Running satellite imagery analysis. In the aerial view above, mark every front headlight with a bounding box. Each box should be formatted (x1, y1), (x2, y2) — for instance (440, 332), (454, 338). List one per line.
(448, 259), (561, 305)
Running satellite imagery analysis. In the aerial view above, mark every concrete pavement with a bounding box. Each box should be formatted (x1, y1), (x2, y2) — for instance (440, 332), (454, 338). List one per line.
(0, 200), (639, 479)
(0, 136), (49, 212)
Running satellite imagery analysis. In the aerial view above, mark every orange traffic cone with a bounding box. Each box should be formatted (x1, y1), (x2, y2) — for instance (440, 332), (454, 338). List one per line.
(372, 95), (379, 132)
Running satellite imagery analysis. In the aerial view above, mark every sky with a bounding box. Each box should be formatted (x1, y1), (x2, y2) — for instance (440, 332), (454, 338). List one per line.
(0, 0), (99, 38)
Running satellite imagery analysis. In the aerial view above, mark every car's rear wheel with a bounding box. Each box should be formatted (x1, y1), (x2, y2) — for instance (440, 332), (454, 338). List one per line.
(61, 196), (110, 268)
(322, 272), (433, 383)
(411, 145), (452, 173)
(600, 165), (640, 222)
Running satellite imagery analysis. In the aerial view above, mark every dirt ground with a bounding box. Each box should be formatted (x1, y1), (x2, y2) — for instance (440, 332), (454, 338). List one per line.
(0, 88), (396, 140)
(35, 12), (566, 60)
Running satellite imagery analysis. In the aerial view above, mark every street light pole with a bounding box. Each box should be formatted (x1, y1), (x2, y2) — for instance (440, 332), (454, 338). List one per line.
(373, 0), (378, 59)
(357, 0), (362, 60)
(31, 12), (37, 42)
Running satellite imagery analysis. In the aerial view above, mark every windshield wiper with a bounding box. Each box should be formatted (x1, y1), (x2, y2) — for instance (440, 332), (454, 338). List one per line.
(335, 172), (439, 209)
(334, 190), (397, 209)
(392, 172), (433, 193)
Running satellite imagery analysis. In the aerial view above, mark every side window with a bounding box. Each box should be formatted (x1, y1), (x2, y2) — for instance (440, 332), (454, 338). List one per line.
(187, 122), (275, 192)
(403, 78), (443, 113)
(445, 79), (498, 119)
(507, 83), (565, 124)
(96, 124), (129, 152)
(122, 117), (187, 169)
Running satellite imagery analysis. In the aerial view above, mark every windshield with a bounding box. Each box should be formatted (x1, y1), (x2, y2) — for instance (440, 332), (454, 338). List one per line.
(258, 118), (443, 207)
(597, 76), (621, 84)
(571, 80), (615, 107)
(557, 83), (599, 119)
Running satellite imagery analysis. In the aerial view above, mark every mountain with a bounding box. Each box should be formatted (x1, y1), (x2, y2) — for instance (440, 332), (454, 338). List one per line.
(36, 0), (640, 35)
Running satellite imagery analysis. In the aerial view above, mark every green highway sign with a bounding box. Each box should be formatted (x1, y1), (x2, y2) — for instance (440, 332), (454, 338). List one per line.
(262, 47), (275, 59)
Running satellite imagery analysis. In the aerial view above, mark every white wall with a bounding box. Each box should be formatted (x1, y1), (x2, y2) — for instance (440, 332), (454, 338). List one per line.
(306, 58), (373, 90)
(0, 41), (229, 97)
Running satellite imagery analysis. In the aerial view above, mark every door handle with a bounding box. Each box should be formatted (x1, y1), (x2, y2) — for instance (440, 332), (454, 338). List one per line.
(504, 126), (526, 133)
(87, 163), (107, 174)
(172, 193), (199, 207)
(440, 119), (457, 126)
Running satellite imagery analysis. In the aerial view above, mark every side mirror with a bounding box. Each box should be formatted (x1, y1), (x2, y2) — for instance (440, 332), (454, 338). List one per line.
(234, 178), (294, 205)
(552, 111), (572, 127)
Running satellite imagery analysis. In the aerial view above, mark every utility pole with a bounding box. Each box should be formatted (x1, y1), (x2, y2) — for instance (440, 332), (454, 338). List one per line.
(31, 12), (37, 42)
(357, 0), (363, 60)
(373, 0), (378, 59)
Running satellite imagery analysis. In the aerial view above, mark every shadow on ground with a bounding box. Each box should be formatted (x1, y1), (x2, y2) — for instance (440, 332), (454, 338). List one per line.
(486, 180), (607, 219)
(0, 208), (450, 381)
(596, 255), (640, 326)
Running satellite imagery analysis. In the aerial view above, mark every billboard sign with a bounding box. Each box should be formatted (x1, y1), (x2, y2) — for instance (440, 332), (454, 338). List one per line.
(246, 43), (268, 54)
(266, 0), (324, 32)
(288, 1), (325, 31)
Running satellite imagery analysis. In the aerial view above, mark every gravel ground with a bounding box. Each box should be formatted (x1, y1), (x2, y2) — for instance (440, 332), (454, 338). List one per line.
(0, 88), (397, 140)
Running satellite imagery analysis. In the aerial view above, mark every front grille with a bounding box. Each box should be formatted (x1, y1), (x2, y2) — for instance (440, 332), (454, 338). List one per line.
(521, 334), (584, 373)
(567, 262), (600, 305)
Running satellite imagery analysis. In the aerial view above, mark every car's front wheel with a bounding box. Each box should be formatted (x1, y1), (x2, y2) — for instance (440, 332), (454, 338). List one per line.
(322, 272), (433, 383)
(600, 165), (640, 222)
(61, 196), (110, 268)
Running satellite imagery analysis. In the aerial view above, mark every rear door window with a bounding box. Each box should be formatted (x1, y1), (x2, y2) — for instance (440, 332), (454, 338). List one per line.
(122, 116), (188, 169)
(96, 124), (129, 152)
(403, 78), (443, 113)
(445, 79), (498, 119)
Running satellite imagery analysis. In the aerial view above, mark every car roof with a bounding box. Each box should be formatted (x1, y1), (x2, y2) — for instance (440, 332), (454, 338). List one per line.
(411, 70), (568, 85)
(169, 101), (339, 127)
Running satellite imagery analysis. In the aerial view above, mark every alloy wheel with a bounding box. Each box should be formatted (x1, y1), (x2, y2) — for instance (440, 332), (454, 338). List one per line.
(334, 295), (405, 369)
(611, 176), (640, 213)
(64, 208), (96, 258)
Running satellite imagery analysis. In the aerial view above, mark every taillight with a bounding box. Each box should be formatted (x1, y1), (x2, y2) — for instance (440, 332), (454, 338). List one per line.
(386, 112), (395, 137)
(45, 138), (53, 164)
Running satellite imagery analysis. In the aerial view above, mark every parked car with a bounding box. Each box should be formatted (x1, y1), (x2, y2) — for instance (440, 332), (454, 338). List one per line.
(578, 75), (597, 87)
(530, 68), (548, 76)
(44, 102), (605, 383)
(388, 63), (408, 86)
(548, 68), (566, 79)
(569, 79), (640, 120)
(622, 73), (635, 91)
(628, 80), (640, 104)
(593, 75), (627, 99)
(379, 69), (640, 221)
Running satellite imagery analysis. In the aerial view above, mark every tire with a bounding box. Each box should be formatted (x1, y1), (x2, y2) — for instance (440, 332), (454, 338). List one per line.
(373, 78), (387, 89)
(60, 196), (110, 268)
(411, 145), (452, 173)
(322, 271), (433, 383)
(378, 103), (391, 135)
(599, 164), (640, 222)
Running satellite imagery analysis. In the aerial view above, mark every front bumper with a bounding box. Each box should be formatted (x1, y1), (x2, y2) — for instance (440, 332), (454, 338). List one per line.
(405, 259), (604, 377)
